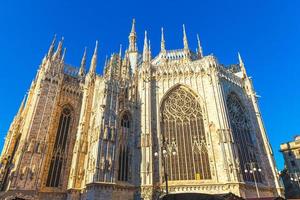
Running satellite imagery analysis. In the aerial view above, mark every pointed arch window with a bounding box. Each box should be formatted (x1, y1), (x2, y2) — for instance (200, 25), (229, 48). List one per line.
(161, 86), (211, 181)
(226, 93), (262, 182)
(118, 112), (130, 182)
(46, 107), (72, 187)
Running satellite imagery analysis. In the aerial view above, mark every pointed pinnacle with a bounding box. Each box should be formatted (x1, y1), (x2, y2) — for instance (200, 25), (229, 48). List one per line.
(161, 27), (166, 53)
(131, 18), (136, 33)
(20, 94), (26, 108)
(17, 94), (27, 115)
(143, 31), (148, 50)
(238, 52), (247, 77)
(104, 55), (108, 67)
(79, 47), (87, 76)
(119, 44), (122, 58)
(238, 52), (243, 65)
(129, 19), (137, 52)
(123, 51), (129, 65)
(53, 37), (64, 60)
(93, 40), (98, 56)
(89, 41), (98, 74)
(81, 47), (87, 67)
(47, 34), (57, 57)
(197, 34), (203, 58)
(58, 37), (64, 49)
(183, 24), (189, 50)
(61, 48), (66, 62)
(143, 31), (149, 62)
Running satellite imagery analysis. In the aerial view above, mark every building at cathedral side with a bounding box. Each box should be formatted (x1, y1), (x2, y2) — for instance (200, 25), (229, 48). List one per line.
(0, 20), (283, 200)
(279, 136), (300, 198)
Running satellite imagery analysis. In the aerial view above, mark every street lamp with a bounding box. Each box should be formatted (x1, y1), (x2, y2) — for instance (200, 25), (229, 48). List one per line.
(154, 138), (177, 196)
(290, 172), (300, 188)
(154, 113), (178, 196)
(244, 162), (262, 198)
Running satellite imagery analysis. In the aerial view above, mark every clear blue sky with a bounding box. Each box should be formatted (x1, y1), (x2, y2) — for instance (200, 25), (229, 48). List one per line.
(0, 0), (299, 170)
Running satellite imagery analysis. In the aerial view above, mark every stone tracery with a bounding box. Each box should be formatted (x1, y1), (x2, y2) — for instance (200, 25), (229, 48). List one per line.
(46, 107), (72, 187)
(226, 92), (262, 182)
(117, 112), (131, 182)
(161, 86), (211, 181)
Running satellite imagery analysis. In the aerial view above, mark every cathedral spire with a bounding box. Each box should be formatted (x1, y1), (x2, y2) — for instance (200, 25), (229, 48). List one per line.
(143, 31), (149, 62)
(53, 37), (64, 60)
(197, 34), (203, 58)
(47, 34), (56, 58)
(183, 24), (189, 50)
(238, 52), (247, 78)
(88, 41), (98, 75)
(128, 18), (137, 52)
(78, 47), (87, 77)
(128, 19), (138, 71)
(161, 27), (166, 53)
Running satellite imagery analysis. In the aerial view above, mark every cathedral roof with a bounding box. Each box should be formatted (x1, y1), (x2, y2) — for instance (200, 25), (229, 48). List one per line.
(151, 49), (199, 65)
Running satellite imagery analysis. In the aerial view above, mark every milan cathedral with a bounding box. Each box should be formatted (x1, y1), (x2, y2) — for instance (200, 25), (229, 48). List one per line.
(0, 19), (282, 199)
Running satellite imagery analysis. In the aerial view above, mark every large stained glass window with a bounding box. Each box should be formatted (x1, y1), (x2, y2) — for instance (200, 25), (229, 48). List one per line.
(226, 92), (262, 182)
(46, 107), (72, 187)
(161, 86), (211, 181)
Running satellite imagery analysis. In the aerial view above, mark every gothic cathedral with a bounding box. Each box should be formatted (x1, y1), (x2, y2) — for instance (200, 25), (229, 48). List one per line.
(0, 20), (282, 200)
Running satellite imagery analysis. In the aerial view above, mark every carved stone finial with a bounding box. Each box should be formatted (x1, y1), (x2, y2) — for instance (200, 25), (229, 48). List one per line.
(183, 24), (189, 50)
(197, 34), (203, 58)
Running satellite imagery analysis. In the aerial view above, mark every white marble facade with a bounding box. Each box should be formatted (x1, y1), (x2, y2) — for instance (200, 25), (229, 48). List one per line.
(0, 20), (282, 200)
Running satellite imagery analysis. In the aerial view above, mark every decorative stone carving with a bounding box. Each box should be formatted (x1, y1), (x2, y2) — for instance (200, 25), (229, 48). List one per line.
(141, 186), (153, 200)
(104, 159), (111, 172)
(29, 165), (35, 180)
(88, 156), (95, 171)
(227, 159), (233, 173)
(77, 168), (84, 180)
(161, 85), (211, 180)
(27, 139), (35, 152)
(99, 157), (105, 170)
(0, 25), (281, 199)
(103, 125), (109, 140)
(192, 135), (207, 154)
(36, 142), (44, 154)
(20, 166), (27, 180)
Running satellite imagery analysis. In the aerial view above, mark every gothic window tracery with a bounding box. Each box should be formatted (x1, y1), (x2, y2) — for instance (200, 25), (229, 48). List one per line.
(161, 86), (211, 181)
(46, 107), (72, 187)
(117, 112), (131, 182)
(226, 92), (262, 182)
